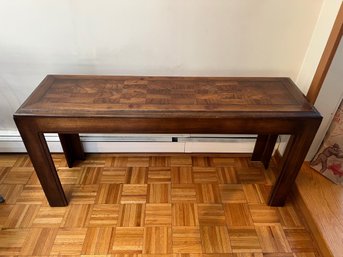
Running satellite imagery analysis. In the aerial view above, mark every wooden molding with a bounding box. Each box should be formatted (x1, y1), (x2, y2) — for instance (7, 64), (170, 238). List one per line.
(291, 182), (333, 257)
(306, 3), (343, 104)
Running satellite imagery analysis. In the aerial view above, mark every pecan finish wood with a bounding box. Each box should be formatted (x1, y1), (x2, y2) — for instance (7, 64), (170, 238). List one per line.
(13, 75), (322, 207)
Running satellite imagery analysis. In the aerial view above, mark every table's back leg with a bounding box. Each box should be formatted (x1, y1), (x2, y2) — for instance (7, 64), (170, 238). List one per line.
(268, 120), (321, 206)
(252, 134), (278, 169)
(14, 118), (68, 206)
(58, 133), (85, 168)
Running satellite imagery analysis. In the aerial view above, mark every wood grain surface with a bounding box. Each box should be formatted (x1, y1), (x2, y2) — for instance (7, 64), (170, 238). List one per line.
(16, 75), (315, 117)
(0, 154), (322, 256)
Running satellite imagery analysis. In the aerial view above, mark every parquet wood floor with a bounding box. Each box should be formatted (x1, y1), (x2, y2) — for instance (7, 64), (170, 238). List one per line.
(0, 154), (321, 257)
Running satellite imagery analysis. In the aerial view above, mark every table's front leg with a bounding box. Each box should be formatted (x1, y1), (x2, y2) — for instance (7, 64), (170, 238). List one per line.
(14, 118), (68, 206)
(268, 120), (321, 206)
(58, 133), (85, 168)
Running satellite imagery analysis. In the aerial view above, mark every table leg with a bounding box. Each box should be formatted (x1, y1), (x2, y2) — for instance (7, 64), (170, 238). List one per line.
(14, 119), (68, 206)
(58, 133), (85, 168)
(252, 134), (278, 169)
(268, 121), (321, 206)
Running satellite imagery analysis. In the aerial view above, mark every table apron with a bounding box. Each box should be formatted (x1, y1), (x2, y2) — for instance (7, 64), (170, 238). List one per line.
(15, 116), (319, 135)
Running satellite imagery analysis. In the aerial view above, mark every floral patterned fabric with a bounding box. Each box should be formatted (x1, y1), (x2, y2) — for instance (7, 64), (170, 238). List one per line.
(310, 99), (343, 184)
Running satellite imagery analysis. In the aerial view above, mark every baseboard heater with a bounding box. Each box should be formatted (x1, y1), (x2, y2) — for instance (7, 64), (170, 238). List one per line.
(0, 131), (257, 153)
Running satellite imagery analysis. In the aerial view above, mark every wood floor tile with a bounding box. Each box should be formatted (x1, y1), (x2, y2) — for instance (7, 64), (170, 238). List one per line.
(3, 167), (33, 184)
(143, 226), (172, 254)
(0, 228), (29, 255)
(149, 156), (171, 167)
(0, 205), (14, 228)
(239, 158), (261, 168)
(228, 228), (261, 253)
(58, 167), (82, 184)
(0, 154), (322, 257)
(126, 167), (148, 184)
(196, 184), (221, 203)
(13, 156), (33, 167)
(100, 167), (127, 183)
(96, 184), (122, 204)
(121, 184), (148, 204)
(78, 167), (102, 185)
(210, 157), (236, 167)
(170, 156), (192, 166)
(217, 167), (238, 183)
(81, 156), (109, 167)
(148, 183), (171, 203)
(255, 225), (291, 253)
(50, 228), (87, 255)
(172, 203), (199, 226)
(219, 184), (246, 203)
(20, 227), (58, 255)
(293, 253), (318, 257)
(171, 167), (193, 184)
(4, 204), (40, 228)
(144, 254), (172, 257)
(89, 204), (120, 227)
(68, 185), (99, 204)
(178, 254), (202, 257)
(242, 184), (265, 204)
(284, 228), (317, 252)
(26, 172), (41, 185)
(224, 204), (254, 228)
(198, 204), (226, 225)
(172, 184), (197, 202)
(193, 167), (218, 184)
(111, 254), (142, 257)
(200, 226), (232, 253)
(15, 185), (47, 204)
(256, 253), (295, 257)
(148, 167), (171, 183)
(236, 167), (266, 184)
(111, 157), (128, 167)
(82, 227), (114, 254)
(192, 157), (211, 167)
(32, 206), (67, 227)
(118, 204), (145, 227)
(110, 227), (144, 253)
(202, 254), (262, 257)
(0, 154), (19, 167)
(81, 254), (111, 257)
(0, 167), (10, 183)
(0, 184), (23, 204)
(127, 157), (150, 167)
(145, 204), (172, 226)
(61, 204), (92, 228)
(52, 153), (68, 167)
(172, 227), (202, 253)
(249, 205), (280, 224)
(278, 205), (303, 228)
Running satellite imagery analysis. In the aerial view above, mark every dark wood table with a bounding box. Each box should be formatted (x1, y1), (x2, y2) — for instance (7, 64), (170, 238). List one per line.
(14, 75), (322, 207)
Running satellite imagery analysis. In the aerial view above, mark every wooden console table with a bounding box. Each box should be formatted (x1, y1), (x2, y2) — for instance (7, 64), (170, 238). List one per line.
(14, 75), (322, 207)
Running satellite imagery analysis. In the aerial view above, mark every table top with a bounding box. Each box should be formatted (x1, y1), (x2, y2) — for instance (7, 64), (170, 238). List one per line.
(15, 75), (320, 118)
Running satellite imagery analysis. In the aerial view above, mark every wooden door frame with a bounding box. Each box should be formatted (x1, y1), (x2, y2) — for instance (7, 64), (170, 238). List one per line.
(306, 3), (343, 104)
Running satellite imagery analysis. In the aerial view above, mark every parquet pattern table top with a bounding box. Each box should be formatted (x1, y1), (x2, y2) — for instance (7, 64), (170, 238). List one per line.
(0, 154), (321, 257)
(16, 75), (314, 117)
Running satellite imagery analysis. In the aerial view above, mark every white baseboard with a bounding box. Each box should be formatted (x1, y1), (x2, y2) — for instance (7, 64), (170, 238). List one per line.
(0, 131), (262, 153)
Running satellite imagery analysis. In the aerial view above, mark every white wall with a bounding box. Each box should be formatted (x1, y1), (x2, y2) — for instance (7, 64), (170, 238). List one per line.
(0, 0), (323, 132)
(296, 0), (342, 93)
(307, 37), (343, 159)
